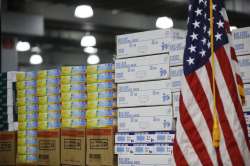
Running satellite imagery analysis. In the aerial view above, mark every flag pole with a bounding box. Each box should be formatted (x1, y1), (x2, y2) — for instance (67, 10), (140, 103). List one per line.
(210, 0), (220, 147)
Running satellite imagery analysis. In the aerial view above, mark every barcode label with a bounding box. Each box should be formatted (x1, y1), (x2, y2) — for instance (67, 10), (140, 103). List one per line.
(39, 140), (55, 150)
(0, 142), (11, 151)
(64, 139), (81, 150)
(90, 139), (108, 149)
(39, 154), (49, 161)
(89, 154), (101, 159)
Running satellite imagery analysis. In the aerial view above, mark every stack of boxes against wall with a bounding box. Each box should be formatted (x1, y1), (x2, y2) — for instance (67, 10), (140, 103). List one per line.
(86, 64), (117, 166)
(36, 69), (61, 166)
(233, 27), (250, 140)
(16, 71), (38, 164)
(60, 66), (87, 166)
(0, 72), (17, 131)
(114, 29), (186, 166)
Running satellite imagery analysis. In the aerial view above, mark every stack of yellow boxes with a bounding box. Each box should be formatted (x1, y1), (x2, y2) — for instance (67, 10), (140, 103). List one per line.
(16, 71), (38, 164)
(86, 64), (117, 128)
(37, 69), (61, 130)
(61, 66), (87, 128)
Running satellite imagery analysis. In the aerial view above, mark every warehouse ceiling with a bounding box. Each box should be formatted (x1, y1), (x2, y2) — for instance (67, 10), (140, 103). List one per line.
(2, 0), (250, 69)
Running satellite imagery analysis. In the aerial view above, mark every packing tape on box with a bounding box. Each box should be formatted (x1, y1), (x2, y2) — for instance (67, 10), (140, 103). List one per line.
(16, 71), (37, 81)
(86, 63), (114, 74)
(86, 118), (116, 128)
(61, 84), (86, 93)
(87, 82), (116, 92)
(18, 137), (38, 146)
(87, 100), (116, 109)
(18, 130), (37, 138)
(37, 87), (60, 96)
(18, 105), (38, 114)
(37, 78), (60, 87)
(38, 120), (61, 130)
(18, 113), (38, 122)
(17, 96), (38, 106)
(16, 80), (36, 90)
(61, 75), (86, 84)
(61, 110), (86, 119)
(86, 109), (116, 119)
(61, 66), (86, 75)
(17, 89), (36, 98)
(87, 91), (116, 100)
(61, 101), (87, 110)
(86, 72), (114, 84)
(38, 104), (61, 113)
(38, 95), (61, 104)
(18, 121), (38, 130)
(18, 145), (38, 155)
(61, 118), (86, 128)
(37, 69), (60, 79)
(61, 92), (87, 102)
(38, 111), (61, 121)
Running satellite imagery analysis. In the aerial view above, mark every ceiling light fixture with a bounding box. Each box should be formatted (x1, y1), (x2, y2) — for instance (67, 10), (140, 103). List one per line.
(74, 5), (94, 18)
(156, 16), (174, 29)
(16, 41), (30, 52)
(29, 54), (43, 65)
(87, 54), (100, 65)
(81, 35), (96, 47)
(84, 47), (98, 54)
(230, 26), (238, 31)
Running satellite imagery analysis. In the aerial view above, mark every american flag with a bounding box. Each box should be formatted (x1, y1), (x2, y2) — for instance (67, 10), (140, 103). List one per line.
(173, 0), (250, 165)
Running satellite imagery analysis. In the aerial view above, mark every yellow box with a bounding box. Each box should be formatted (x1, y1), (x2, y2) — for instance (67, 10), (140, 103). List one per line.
(86, 73), (114, 84)
(86, 64), (114, 74)
(87, 82), (116, 93)
(61, 66), (86, 76)
(61, 92), (87, 102)
(86, 109), (116, 119)
(86, 118), (116, 128)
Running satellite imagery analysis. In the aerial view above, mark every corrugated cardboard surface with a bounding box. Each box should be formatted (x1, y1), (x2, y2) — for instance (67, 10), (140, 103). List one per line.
(37, 129), (60, 166)
(86, 128), (116, 166)
(61, 128), (86, 166)
(0, 131), (16, 165)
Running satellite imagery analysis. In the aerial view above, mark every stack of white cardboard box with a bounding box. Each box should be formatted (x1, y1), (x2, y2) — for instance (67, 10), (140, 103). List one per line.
(233, 27), (250, 140)
(114, 29), (186, 166)
(0, 72), (17, 131)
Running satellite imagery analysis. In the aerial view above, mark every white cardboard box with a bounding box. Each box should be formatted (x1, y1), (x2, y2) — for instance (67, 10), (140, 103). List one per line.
(169, 39), (185, 66)
(118, 154), (172, 166)
(117, 80), (172, 107)
(118, 106), (174, 132)
(238, 55), (250, 83)
(170, 66), (183, 92)
(233, 27), (250, 56)
(115, 131), (175, 144)
(116, 29), (186, 59)
(115, 54), (170, 83)
(172, 92), (180, 118)
(244, 84), (250, 111)
(115, 143), (173, 155)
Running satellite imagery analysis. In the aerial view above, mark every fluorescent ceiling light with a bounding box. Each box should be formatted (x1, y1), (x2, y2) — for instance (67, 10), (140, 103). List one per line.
(16, 41), (30, 52)
(84, 47), (98, 54)
(75, 5), (93, 18)
(29, 54), (43, 65)
(230, 26), (238, 31)
(81, 35), (96, 47)
(156, 16), (174, 29)
(87, 54), (100, 65)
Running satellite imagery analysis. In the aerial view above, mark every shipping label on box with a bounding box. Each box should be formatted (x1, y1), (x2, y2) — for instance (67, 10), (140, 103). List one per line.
(0, 131), (16, 165)
(117, 80), (172, 107)
(118, 154), (172, 166)
(115, 54), (170, 83)
(238, 55), (250, 83)
(173, 92), (180, 118)
(116, 29), (186, 59)
(38, 129), (61, 166)
(168, 39), (185, 66)
(233, 27), (250, 55)
(115, 143), (173, 155)
(61, 128), (86, 166)
(118, 106), (174, 132)
(244, 84), (250, 111)
(86, 128), (116, 166)
(115, 131), (175, 144)
(170, 66), (183, 92)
